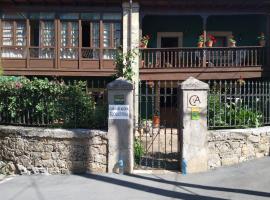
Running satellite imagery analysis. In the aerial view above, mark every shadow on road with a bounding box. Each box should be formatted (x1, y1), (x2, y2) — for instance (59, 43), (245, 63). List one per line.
(79, 173), (227, 200)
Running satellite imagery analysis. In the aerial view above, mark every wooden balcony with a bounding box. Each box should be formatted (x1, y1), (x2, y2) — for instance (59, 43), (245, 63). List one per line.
(140, 46), (268, 80)
(1, 46), (116, 77)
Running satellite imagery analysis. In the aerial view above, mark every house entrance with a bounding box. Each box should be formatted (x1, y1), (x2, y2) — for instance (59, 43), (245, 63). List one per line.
(134, 80), (181, 171)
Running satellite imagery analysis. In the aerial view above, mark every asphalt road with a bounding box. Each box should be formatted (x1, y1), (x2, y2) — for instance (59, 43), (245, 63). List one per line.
(0, 157), (270, 200)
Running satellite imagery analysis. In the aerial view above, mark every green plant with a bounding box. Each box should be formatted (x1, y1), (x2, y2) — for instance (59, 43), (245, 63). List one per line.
(229, 35), (236, 43)
(198, 34), (204, 43)
(258, 32), (265, 40)
(0, 76), (106, 129)
(208, 92), (263, 128)
(140, 35), (150, 47)
(114, 47), (137, 81)
(134, 138), (145, 165)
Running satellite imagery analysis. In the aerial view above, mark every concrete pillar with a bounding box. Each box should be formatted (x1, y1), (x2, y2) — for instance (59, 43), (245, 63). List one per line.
(179, 77), (209, 173)
(107, 78), (134, 173)
(122, 2), (140, 123)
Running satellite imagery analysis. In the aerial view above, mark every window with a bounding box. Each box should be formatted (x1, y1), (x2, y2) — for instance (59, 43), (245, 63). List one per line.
(1, 20), (26, 58)
(60, 21), (79, 59)
(81, 21), (100, 59)
(103, 22), (121, 59)
(29, 20), (55, 58)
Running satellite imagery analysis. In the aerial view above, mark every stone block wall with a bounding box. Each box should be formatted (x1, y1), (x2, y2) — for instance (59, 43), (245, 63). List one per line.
(208, 127), (270, 169)
(0, 126), (108, 175)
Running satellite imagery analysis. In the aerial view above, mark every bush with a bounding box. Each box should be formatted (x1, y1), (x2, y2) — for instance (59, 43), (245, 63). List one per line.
(0, 76), (107, 129)
(208, 93), (263, 128)
(134, 138), (145, 165)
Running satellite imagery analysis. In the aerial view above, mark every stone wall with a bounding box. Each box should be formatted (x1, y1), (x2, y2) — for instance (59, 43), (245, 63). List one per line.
(0, 126), (108, 175)
(208, 127), (270, 169)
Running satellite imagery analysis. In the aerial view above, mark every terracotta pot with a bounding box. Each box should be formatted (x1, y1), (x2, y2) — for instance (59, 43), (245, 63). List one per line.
(197, 42), (204, 48)
(153, 115), (160, 127)
(259, 40), (266, 47)
(206, 40), (213, 47)
(229, 42), (236, 47)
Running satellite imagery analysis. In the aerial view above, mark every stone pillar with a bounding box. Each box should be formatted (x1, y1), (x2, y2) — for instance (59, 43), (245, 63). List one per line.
(179, 77), (209, 173)
(107, 78), (134, 173)
(122, 2), (140, 123)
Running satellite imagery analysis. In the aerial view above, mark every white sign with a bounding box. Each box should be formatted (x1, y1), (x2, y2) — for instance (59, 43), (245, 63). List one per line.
(187, 91), (206, 108)
(109, 105), (129, 119)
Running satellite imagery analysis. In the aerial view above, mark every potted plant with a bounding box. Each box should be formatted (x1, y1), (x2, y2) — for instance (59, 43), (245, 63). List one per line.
(153, 110), (160, 128)
(229, 36), (236, 47)
(258, 32), (266, 47)
(140, 35), (150, 48)
(206, 34), (216, 47)
(197, 34), (204, 48)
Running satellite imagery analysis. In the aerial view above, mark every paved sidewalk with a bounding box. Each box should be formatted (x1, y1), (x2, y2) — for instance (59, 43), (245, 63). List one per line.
(0, 157), (270, 200)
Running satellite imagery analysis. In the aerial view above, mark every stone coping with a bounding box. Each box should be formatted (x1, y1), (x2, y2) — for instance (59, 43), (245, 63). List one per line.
(0, 125), (107, 139)
(208, 126), (270, 141)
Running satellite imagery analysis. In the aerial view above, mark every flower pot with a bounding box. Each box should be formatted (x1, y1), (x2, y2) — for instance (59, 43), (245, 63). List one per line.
(197, 42), (204, 48)
(206, 40), (213, 47)
(153, 115), (160, 127)
(229, 42), (236, 47)
(259, 40), (266, 47)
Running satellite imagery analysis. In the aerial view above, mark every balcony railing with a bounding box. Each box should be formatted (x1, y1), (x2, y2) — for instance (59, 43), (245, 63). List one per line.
(140, 46), (266, 69)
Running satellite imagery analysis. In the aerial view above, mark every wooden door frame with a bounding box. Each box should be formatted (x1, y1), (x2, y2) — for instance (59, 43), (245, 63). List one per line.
(157, 32), (183, 48)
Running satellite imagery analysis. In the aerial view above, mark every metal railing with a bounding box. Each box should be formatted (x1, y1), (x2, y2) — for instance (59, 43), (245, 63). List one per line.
(207, 79), (270, 129)
(0, 79), (109, 129)
(140, 46), (266, 68)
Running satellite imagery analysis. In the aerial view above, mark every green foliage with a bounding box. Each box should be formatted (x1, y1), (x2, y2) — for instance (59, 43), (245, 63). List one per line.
(134, 138), (145, 165)
(0, 76), (107, 129)
(114, 47), (137, 81)
(208, 93), (263, 129)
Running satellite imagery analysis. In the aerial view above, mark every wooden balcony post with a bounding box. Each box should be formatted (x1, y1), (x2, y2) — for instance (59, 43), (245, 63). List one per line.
(202, 15), (208, 67)
(26, 18), (30, 68)
(78, 19), (82, 69)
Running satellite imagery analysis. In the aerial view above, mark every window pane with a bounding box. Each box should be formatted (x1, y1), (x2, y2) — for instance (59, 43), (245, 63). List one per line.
(114, 23), (121, 47)
(40, 21), (55, 46)
(103, 13), (121, 20)
(2, 21), (13, 45)
(61, 22), (68, 46)
(81, 13), (100, 20)
(16, 22), (26, 46)
(103, 23), (110, 48)
(92, 23), (100, 48)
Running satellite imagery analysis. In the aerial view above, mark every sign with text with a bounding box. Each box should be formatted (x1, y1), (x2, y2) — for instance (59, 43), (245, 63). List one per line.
(109, 105), (129, 119)
(114, 95), (125, 105)
(187, 91), (206, 108)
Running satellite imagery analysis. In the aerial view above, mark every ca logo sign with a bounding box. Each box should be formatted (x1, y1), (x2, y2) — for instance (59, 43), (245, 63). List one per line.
(189, 95), (201, 106)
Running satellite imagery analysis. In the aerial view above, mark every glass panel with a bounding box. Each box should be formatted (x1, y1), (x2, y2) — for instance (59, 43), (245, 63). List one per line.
(71, 22), (79, 46)
(40, 21), (55, 46)
(60, 48), (78, 59)
(1, 47), (25, 58)
(114, 23), (121, 48)
(30, 13), (55, 20)
(61, 22), (68, 47)
(15, 22), (26, 46)
(103, 13), (121, 20)
(103, 23), (110, 48)
(2, 21), (13, 45)
(59, 13), (79, 20)
(92, 23), (100, 48)
(2, 12), (26, 19)
(103, 49), (116, 59)
(81, 13), (100, 20)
